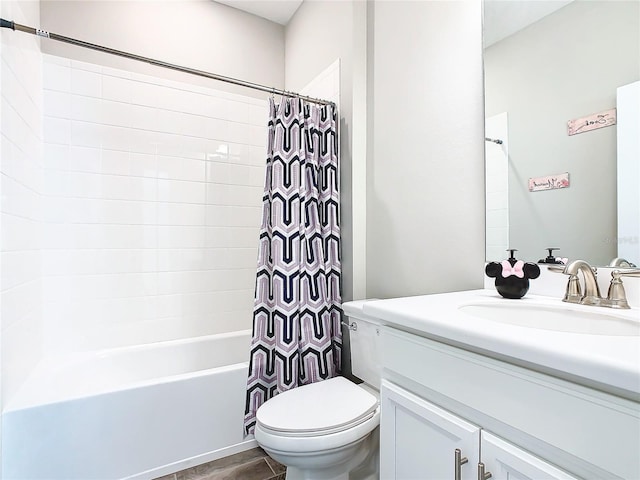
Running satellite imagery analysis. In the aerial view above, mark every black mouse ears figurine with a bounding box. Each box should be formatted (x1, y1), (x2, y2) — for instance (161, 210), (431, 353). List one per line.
(485, 249), (541, 299)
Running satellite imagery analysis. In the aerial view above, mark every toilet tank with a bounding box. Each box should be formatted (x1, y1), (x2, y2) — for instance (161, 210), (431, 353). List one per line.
(343, 300), (382, 388)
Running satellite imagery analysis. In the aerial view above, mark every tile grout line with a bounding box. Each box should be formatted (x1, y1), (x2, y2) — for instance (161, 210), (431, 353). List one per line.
(264, 457), (277, 476)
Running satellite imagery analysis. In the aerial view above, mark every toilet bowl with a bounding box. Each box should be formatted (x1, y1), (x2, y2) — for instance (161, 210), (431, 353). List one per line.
(254, 301), (382, 480)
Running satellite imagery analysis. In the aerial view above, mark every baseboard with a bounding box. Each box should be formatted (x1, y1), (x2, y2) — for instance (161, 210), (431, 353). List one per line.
(124, 438), (259, 480)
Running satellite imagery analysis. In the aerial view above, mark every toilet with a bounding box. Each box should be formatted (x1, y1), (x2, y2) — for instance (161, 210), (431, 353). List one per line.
(254, 300), (382, 480)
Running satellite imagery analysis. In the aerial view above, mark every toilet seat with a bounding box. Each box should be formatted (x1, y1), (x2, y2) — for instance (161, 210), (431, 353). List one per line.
(254, 377), (380, 454)
(259, 409), (378, 437)
(256, 377), (378, 437)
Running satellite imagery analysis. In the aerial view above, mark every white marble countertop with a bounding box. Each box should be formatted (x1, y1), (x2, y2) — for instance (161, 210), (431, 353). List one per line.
(353, 289), (640, 400)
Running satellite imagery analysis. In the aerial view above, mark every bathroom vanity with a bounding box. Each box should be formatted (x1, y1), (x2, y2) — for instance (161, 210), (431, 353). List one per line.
(362, 290), (640, 480)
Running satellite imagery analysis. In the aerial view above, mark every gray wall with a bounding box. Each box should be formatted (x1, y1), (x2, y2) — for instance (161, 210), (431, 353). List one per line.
(367, 0), (486, 298)
(484, 0), (640, 265)
(40, 0), (285, 97)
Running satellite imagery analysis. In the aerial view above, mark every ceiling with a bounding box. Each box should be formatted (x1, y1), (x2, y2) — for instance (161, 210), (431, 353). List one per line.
(213, 0), (574, 43)
(483, 0), (574, 47)
(213, 0), (304, 25)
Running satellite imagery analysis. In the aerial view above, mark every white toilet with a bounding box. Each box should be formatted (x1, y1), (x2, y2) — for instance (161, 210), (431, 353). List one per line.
(254, 300), (382, 480)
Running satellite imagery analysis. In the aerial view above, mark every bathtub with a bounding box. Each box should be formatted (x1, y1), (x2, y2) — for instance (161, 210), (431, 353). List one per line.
(1, 330), (255, 480)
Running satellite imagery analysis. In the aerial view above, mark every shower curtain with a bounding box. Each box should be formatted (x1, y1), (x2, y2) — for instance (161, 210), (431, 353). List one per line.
(244, 98), (341, 435)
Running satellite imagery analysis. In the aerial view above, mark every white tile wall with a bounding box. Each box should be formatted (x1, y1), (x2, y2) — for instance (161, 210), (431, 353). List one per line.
(1, 0), (44, 405)
(485, 112), (509, 261)
(42, 55), (267, 352)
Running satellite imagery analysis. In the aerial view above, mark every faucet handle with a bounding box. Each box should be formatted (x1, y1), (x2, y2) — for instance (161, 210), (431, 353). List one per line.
(547, 265), (582, 303)
(605, 269), (640, 309)
(547, 265), (565, 273)
(563, 275), (583, 303)
(613, 268), (640, 277)
(546, 264), (597, 274)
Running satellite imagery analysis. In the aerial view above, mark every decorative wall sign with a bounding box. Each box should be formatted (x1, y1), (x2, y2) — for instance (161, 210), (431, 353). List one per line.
(567, 108), (616, 136)
(529, 172), (570, 192)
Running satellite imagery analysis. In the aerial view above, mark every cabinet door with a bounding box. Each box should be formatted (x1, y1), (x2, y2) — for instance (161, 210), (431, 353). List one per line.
(380, 380), (480, 480)
(481, 431), (580, 480)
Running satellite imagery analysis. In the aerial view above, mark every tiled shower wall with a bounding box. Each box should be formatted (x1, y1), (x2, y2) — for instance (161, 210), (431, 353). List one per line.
(42, 55), (266, 353)
(0, 0), (44, 405)
(485, 112), (509, 262)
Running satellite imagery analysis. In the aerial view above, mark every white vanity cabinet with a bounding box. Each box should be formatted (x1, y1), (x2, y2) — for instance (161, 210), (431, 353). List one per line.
(379, 326), (640, 480)
(381, 380), (578, 480)
(380, 380), (480, 480)
(480, 431), (578, 480)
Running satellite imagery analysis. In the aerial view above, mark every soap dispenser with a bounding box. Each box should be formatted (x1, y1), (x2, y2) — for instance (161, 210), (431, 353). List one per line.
(485, 249), (541, 299)
(538, 248), (566, 264)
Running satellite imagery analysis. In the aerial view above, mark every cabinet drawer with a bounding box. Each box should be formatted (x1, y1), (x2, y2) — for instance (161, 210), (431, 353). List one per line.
(382, 327), (640, 479)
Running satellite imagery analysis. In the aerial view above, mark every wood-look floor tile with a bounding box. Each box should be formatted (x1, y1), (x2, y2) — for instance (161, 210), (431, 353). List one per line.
(264, 456), (286, 475)
(176, 448), (267, 479)
(204, 458), (274, 480)
(266, 474), (286, 480)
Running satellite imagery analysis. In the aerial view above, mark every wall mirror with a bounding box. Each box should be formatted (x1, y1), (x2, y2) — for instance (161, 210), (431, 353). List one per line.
(483, 0), (639, 266)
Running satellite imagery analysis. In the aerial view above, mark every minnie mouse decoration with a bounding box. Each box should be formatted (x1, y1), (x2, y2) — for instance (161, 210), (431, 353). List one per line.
(485, 249), (540, 299)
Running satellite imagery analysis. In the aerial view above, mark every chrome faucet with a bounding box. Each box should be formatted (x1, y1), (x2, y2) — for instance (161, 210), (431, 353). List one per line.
(609, 257), (636, 268)
(550, 259), (640, 309)
(562, 260), (602, 306)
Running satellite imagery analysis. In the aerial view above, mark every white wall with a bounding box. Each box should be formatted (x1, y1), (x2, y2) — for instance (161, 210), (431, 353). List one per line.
(285, 0), (486, 300)
(285, 0), (364, 303)
(485, 113), (509, 261)
(616, 81), (640, 265)
(484, 0), (640, 265)
(0, 0), (44, 408)
(40, 0), (285, 98)
(367, 0), (485, 298)
(284, 0), (367, 379)
(42, 55), (266, 352)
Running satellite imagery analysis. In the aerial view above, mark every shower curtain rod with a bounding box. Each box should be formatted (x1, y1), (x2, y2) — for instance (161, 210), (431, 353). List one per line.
(0, 18), (334, 107)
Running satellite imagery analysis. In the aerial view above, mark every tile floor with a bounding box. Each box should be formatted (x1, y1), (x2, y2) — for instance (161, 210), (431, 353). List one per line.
(155, 447), (286, 480)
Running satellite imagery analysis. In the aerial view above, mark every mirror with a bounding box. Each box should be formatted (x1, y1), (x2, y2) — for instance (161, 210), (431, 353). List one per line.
(483, 0), (639, 266)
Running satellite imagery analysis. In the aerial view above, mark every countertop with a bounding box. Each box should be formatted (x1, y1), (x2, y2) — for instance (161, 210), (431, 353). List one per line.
(353, 289), (640, 400)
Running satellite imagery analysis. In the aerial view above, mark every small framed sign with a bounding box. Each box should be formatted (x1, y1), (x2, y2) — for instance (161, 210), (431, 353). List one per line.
(529, 172), (570, 192)
(567, 108), (616, 136)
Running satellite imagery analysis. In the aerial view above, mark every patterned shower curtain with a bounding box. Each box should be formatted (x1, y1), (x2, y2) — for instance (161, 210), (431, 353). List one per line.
(244, 98), (342, 435)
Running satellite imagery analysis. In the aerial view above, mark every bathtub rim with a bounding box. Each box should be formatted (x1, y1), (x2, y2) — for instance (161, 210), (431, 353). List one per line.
(4, 329), (252, 412)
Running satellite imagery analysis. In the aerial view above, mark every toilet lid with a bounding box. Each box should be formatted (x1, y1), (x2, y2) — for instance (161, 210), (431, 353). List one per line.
(256, 377), (379, 436)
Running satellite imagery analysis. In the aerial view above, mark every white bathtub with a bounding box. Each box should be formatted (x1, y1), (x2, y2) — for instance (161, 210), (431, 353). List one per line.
(1, 331), (255, 480)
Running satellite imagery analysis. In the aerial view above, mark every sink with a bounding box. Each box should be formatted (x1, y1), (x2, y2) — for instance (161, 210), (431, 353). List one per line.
(459, 302), (640, 336)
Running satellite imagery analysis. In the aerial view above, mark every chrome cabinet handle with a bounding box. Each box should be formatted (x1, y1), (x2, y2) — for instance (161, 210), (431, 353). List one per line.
(478, 462), (492, 480)
(454, 448), (468, 480)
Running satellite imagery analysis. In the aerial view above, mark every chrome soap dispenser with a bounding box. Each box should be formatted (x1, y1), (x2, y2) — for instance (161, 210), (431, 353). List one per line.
(485, 249), (541, 299)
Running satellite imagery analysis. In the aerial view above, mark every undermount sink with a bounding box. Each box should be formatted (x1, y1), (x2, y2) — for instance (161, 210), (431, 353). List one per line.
(459, 302), (640, 336)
